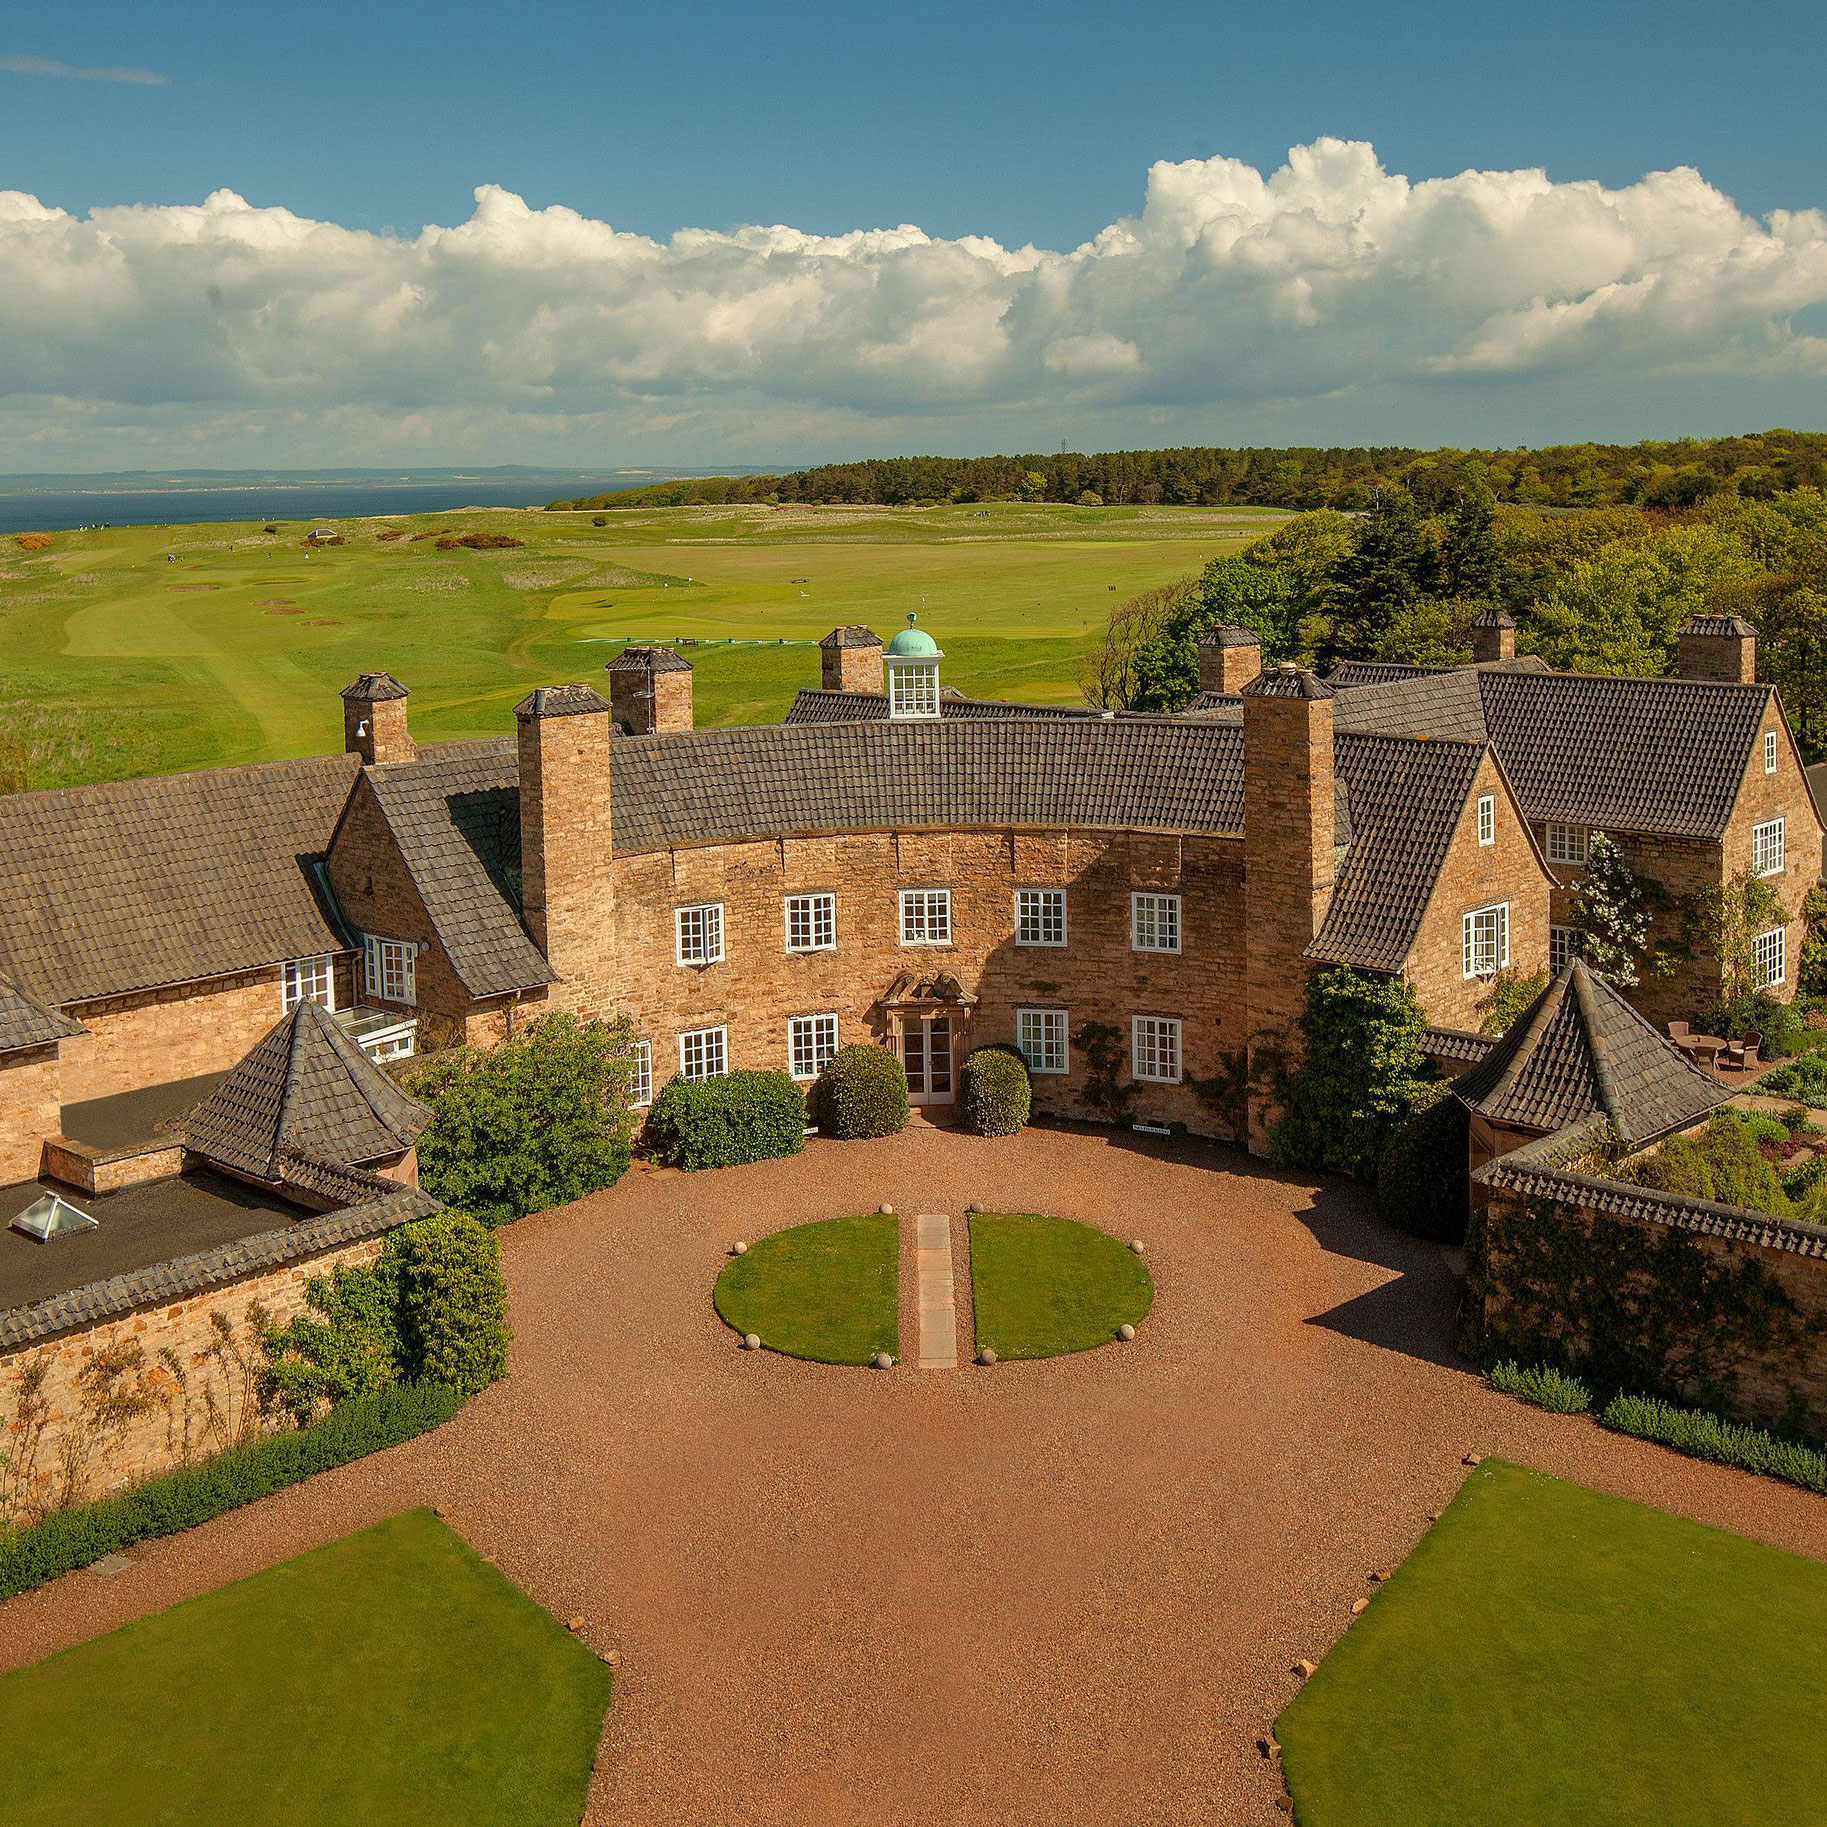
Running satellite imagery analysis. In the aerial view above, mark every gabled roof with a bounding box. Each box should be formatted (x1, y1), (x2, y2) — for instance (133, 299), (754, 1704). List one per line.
(785, 687), (1098, 725)
(1333, 669), (1491, 742)
(1452, 958), (1727, 1144)
(183, 999), (430, 1183)
(353, 741), (556, 999)
(1306, 736), (1490, 972)
(0, 752), (360, 1007)
(0, 974), (84, 1055)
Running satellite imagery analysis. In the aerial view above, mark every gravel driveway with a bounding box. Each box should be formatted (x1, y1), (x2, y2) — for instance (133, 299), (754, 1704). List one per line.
(6, 1124), (1826, 1826)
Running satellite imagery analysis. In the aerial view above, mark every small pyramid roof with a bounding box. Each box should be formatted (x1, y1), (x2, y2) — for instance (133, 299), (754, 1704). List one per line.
(184, 1000), (430, 1182)
(1453, 958), (1727, 1145)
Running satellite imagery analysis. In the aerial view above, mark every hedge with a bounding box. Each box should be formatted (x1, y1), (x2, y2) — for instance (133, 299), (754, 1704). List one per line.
(1599, 1392), (1827, 1496)
(959, 1045), (1031, 1137)
(647, 1069), (807, 1169)
(810, 1044), (908, 1139)
(1375, 1081), (1470, 1244)
(1487, 1359), (1592, 1413)
(0, 1381), (462, 1602)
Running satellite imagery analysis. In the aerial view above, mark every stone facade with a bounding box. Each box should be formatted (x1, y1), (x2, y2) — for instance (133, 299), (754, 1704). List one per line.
(0, 1231), (384, 1523)
(822, 631), (885, 694)
(0, 1048), (59, 1185)
(608, 650), (694, 736)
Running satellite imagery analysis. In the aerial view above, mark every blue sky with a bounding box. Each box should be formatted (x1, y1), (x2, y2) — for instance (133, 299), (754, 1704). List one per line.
(3, 1), (1827, 468)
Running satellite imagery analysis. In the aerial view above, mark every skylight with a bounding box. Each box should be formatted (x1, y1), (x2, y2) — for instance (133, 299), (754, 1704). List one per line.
(12, 1191), (98, 1243)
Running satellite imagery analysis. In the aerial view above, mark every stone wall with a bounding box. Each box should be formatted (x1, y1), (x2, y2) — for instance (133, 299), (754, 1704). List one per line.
(0, 1233), (385, 1525)
(0, 1047), (59, 1185)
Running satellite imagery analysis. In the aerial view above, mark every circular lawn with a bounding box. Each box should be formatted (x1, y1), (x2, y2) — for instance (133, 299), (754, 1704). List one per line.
(713, 1213), (899, 1365)
(969, 1213), (1154, 1359)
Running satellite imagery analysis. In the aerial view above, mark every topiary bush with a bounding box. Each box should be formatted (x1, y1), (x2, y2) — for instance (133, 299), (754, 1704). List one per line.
(647, 1070), (807, 1170)
(387, 1212), (510, 1398)
(810, 1044), (909, 1139)
(1375, 1081), (1470, 1243)
(407, 1012), (636, 1226)
(959, 1044), (1031, 1137)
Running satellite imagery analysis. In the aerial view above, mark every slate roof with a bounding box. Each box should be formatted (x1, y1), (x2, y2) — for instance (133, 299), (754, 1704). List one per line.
(341, 671), (409, 701)
(818, 625), (882, 649)
(1678, 614), (1757, 638)
(354, 742), (556, 999)
(1328, 661), (1452, 689)
(1306, 736), (1489, 972)
(785, 687), (1100, 725)
(1332, 669), (1492, 742)
(515, 683), (611, 720)
(1242, 665), (1334, 700)
(1421, 1026), (1498, 1067)
(1201, 624), (1262, 648)
(1453, 958), (1727, 1144)
(0, 974), (84, 1055)
(183, 999), (430, 1183)
(0, 753), (360, 1008)
(606, 645), (692, 673)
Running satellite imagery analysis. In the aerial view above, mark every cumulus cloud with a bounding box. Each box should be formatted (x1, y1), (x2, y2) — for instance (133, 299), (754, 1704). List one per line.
(4, 138), (1827, 465)
(0, 53), (166, 85)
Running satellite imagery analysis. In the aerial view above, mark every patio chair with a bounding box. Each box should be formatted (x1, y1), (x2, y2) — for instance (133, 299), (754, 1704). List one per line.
(1726, 1032), (1762, 1073)
(1667, 1019), (1698, 1060)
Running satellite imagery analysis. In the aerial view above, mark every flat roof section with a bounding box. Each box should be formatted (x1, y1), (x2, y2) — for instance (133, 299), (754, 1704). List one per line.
(59, 1072), (230, 1155)
(0, 1169), (302, 1316)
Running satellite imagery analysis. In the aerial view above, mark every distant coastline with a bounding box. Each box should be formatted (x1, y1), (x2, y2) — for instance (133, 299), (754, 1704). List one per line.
(0, 467), (767, 536)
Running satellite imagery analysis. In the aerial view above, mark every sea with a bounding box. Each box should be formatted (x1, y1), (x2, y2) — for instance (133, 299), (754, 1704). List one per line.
(0, 468), (750, 536)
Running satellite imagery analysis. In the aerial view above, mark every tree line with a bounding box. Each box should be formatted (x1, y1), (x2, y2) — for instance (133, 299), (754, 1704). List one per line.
(550, 432), (1827, 514)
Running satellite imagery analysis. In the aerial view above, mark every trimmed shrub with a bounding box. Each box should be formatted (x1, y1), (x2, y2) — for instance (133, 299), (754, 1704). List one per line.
(407, 1012), (636, 1225)
(263, 1256), (405, 1423)
(959, 1044), (1031, 1136)
(1702, 987), (1804, 1059)
(648, 1070), (806, 1170)
(810, 1044), (909, 1139)
(1375, 1081), (1470, 1243)
(1489, 1359), (1593, 1413)
(1763, 1052), (1827, 1109)
(0, 1382), (461, 1601)
(1600, 1392), (1827, 1496)
(387, 1212), (510, 1398)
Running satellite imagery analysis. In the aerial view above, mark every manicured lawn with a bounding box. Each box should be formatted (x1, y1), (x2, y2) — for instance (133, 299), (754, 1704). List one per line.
(714, 1213), (899, 1363)
(0, 1509), (613, 1827)
(968, 1212), (1153, 1358)
(0, 501), (1282, 787)
(1277, 1459), (1827, 1827)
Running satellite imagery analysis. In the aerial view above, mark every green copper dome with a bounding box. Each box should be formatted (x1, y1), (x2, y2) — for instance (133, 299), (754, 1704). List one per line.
(885, 613), (941, 659)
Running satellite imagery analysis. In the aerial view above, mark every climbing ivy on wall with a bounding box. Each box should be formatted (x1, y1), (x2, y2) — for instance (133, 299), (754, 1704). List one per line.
(1071, 1021), (1136, 1124)
(1464, 1195), (1816, 1417)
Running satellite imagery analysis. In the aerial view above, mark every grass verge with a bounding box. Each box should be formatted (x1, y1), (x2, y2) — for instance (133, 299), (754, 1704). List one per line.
(713, 1213), (898, 1363)
(1277, 1459), (1827, 1827)
(968, 1212), (1153, 1358)
(0, 1508), (612, 1827)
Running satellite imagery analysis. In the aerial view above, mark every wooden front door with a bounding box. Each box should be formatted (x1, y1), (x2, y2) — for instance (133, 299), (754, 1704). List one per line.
(902, 1015), (955, 1106)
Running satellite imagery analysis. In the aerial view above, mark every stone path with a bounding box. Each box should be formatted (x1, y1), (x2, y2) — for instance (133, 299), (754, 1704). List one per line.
(915, 1212), (958, 1369)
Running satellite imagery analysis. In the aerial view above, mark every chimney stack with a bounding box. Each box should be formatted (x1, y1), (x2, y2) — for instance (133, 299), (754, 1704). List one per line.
(340, 673), (415, 767)
(515, 684), (614, 1015)
(606, 645), (694, 734)
(1198, 626), (1263, 695)
(1470, 607), (1516, 665)
(1676, 615), (1757, 685)
(819, 625), (885, 694)
(1242, 663), (1336, 1155)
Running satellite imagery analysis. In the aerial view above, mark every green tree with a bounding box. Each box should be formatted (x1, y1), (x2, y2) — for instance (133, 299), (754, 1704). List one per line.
(1320, 487), (1437, 664)
(406, 1012), (636, 1226)
(1438, 486), (1509, 601)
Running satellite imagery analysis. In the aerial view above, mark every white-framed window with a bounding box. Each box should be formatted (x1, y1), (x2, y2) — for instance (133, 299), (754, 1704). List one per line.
(788, 1013), (840, 1081)
(1131, 1015), (1183, 1084)
(1131, 892), (1182, 954)
(675, 902), (725, 965)
(364, 1026), (416, 1064)
(1477, 794), (1496, 846)
(1545, 824), (1587, 866)
(1462, 903), (1511, 979)
(1550, 925), (1583, 974)
(1016, 1007), (1070, 1075)
(282, 954), (336, 1013)
(899, 888), (953, 945)
(784, 892), (836, 953)
(628, 1040), (653, 1108)
(1753, 817), (1786, 879)
(1752, 926), (1787, 991)
(1765, 729), (1779, 774)
(679, 1026), (728, 1081)
(888, 663), (939, 719)
(362, 934), (416, 1006)
(1014, 888), (1067, 948)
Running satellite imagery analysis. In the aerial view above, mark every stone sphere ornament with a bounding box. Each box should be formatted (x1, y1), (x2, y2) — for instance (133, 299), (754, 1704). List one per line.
(742, 1333), (761, 1351)
(873, 1352), (894, 1370)
(731, 1241), (748, 1256)
(1117, 1323), (1137, 1342)
(1129, 1239), (1146, 1255)
(878, 1203), (894, 1215)
(978, 1348), (998, 1366)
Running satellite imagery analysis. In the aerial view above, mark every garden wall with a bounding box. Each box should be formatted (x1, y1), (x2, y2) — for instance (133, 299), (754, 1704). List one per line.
(0, 1226), (388, 1527)
(1467, 1139), (1827, 1437)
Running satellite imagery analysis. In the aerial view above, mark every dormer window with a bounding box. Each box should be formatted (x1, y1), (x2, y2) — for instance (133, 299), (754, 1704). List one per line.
(884, 613), (943, 720)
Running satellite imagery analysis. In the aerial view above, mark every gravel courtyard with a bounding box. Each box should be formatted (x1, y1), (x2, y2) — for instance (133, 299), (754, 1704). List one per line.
(6, 1124), (1827, 1826)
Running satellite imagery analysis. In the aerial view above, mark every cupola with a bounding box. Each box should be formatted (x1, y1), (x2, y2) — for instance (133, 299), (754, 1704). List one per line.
(884, 613), (943, 719)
